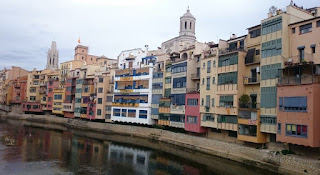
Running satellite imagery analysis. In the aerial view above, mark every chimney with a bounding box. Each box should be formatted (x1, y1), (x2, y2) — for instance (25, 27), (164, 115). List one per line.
(145, 45), (149, 52)
(231, 34), (236, 39)
(268, 12), (273, 18)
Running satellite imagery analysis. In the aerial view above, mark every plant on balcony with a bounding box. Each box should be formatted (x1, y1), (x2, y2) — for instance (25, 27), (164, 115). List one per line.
(301, 59), (307, 64)
(239, 94), (250, 108)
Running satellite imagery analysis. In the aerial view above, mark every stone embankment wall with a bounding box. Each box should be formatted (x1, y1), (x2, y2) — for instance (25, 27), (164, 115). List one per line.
(0, 110), (319, 175)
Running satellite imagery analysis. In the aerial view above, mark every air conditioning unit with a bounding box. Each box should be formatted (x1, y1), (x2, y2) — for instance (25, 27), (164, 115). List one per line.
(256, 67), (260, 73)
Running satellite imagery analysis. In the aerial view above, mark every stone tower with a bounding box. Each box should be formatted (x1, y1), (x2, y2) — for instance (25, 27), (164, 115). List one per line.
(179, 7), (196, 41)
(46, 41), (59, 70)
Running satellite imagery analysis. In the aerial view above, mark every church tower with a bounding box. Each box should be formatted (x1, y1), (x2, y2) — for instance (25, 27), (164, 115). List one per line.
(46, 41), (59, 70)
(179, 7), (196, 41)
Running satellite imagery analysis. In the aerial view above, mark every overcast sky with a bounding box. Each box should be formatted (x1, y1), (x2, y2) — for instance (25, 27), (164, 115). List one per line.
(0, 0), (318, 70)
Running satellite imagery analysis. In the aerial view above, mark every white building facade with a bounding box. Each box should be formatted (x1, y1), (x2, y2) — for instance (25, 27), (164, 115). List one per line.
(111, 48), (156, 125)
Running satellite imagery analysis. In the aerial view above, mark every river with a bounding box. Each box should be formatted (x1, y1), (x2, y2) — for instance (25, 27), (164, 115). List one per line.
(0, 119), (278, 175)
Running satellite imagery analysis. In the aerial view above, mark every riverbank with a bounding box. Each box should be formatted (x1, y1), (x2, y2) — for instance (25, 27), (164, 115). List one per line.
(0, 111), (319, 175)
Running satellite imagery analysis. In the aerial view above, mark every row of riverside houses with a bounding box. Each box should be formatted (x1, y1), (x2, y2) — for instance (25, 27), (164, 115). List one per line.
(1, 2), (320, 148)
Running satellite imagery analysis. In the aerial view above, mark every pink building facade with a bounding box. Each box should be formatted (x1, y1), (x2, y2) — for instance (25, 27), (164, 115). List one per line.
(277, 84), (320, 147)
(47, 80), (59, 111)
(185, 92), (207, 133)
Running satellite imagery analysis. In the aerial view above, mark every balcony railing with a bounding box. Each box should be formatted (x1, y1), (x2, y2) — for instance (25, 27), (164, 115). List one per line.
(278, 75), (320, 86)
(219, 47), (245, 55)
(191, 73), (200, 80)
(284, 54), (315, 66)
(243, 76), (260, 85)
(239, 102), (260, 110)
(186, 88), (200, 93)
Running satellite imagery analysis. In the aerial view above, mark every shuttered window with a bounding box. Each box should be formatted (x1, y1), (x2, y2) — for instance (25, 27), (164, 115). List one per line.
(278, 96), (307, 112)
(219, 95), (233, 107)
(261, 87), (277, 108)
(218, 53), (238, 67)
(261, 63), (281, 80)
(261, 38), (282, 58)
(218, 72), (238, 85)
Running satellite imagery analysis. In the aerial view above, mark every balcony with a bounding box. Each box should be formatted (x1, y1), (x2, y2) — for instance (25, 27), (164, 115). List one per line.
(239, 102), (260, 110)
(284, 54), (315, 66)
(170, 105), (185, 114)
(186, 88), (200, 93)
(219, 47), (245, 56)
(62, 102), (74, 112)
(243, 76), (260, 85)
(278, 75), (320, 86)
(191, 73), (200, 80)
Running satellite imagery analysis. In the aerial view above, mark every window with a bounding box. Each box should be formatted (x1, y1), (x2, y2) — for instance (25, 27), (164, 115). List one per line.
(98, 98), (102, 104)
(165, 77), (171, 84)
(105, 114), (111, 119)
(202, 78), (205, 85)
(217, 115), (237, 124)
(201, 98), (204, 106)
(166, 66), (171, 72)
(299, 23), (312, 34)
(278, 96), (307, 112)
(203, 62), (205, 69)
(172, 62), (187, 73)
(213, 60), (216, 67)
(249, 28), (261, 38)
(286, 124), (307, 138)
(172, 94), (185, 105)
(218, 72), (238, 85)
(278, 123), (281, 134)
(261, 63), (281, 80)
(206, 76), (210, 90)
(207, 61), (211, 73)
(106, 96), (113, 102)
(173, 77), (186, 88)
(66, 87), (72, 91)
(121, 109), (127, 117)
(317, 20), (320, 27)
(212, 77), (215, 84)
(187, 116), (197, 124)
(238, 125), (257, 136)
(164, 88), (171, 98)
(105, 106), (111, 111)
(97, 109), (101, 115)
(33, 105), (39, 109)
(54, 94), (62, 100)
(98, 88), (103, 93)
(261, 87), (277, 108)
(256, 49), (260, 55)
(49, 88), (53, 93)
(218, 53), (238, 67)
(42, 97), (46, 101)
(219, 95), (233, 107)
(212, 98), (215, 107)
(292, 28), (295, 34)
(311, 44), (316, 54)
(99, 78), (103, 83)
(139, 110), (147, 119)
(113, 108), (120, 116)
(203, 114), (214, 121)
(262, 16), (282, 35)
(298, 47), (305, 61)
(187, 99), (198, 106)
(48, 97), (52, 102)
(261, 38), (282, 58)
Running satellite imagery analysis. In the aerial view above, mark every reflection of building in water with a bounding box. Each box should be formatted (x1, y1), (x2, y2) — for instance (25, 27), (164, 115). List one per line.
(108, 144), (150, 175)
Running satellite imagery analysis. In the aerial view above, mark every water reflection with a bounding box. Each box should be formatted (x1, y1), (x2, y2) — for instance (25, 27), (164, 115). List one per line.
(0, 122), (276, 175)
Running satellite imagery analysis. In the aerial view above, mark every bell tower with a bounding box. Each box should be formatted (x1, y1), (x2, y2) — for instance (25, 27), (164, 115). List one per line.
(46, 41), (59, 70)
(179, 7), (196, 39)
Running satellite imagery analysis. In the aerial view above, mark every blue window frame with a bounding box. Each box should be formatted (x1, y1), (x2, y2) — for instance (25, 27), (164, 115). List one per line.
(286, 124), (307, 138)
(278, 96), (307, 112)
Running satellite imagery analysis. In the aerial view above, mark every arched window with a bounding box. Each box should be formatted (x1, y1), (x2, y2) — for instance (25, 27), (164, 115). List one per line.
(213, 60), (216, 67)
(182, 53), (188, 59)
(190, 22), (192, 29)
(82, 56), (84, 60)
(185, 21), (187, 29)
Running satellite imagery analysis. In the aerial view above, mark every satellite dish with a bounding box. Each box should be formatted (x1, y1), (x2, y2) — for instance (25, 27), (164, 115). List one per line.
(269, 6), (277, 16)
